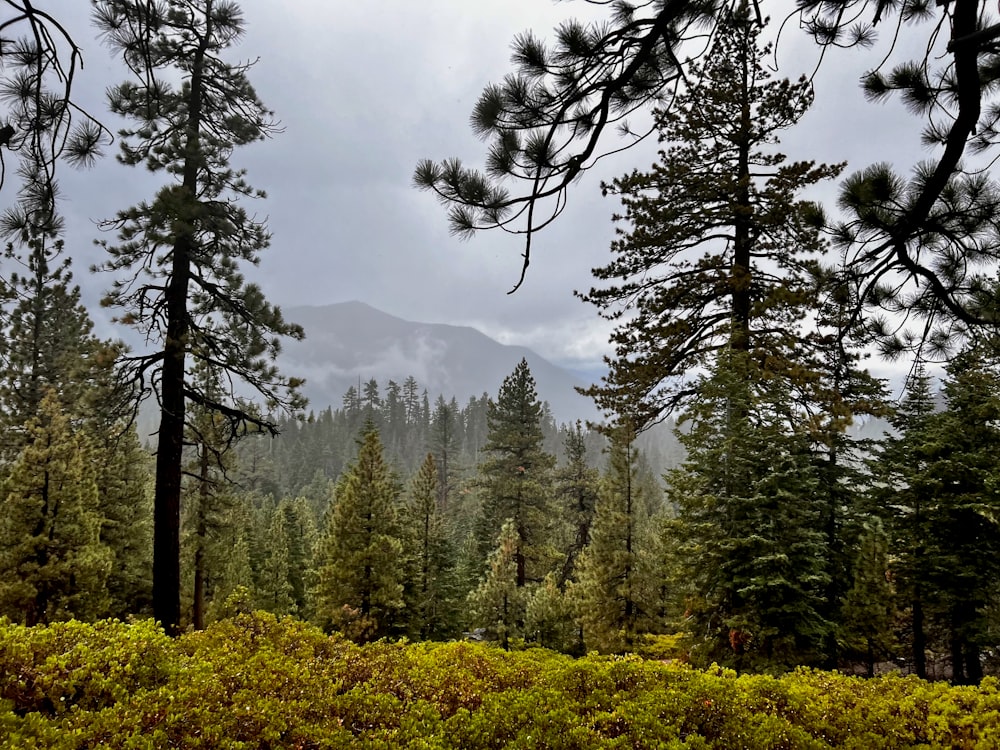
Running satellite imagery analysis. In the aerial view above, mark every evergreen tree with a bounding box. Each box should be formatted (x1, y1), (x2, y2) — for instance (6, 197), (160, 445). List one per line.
(418, 0), (998, 340)
(578, 5), (842, 426)
(554, 421), (601, 586)
(665, 351), (831, 670)
(872, 365), (938, 679)
(476, 359), (556, 586)
(401, 453), (458, 640)
(97, 425), (154, 619)
(0, 391), (112, 624)
(573, 424), (653, 653)
(0, 8), (105, 236)
(313, 426), (403, 642)
(525, 572), (578, 653)
(895, 346), (1000, 683)
(258, 506), (295, 615)
(93, 0), (304, 634)
(468, 519), (529, 650)
(0, 232), (122, 460)
(206, 522), (254, 623)
(429, 395), (460, 512)
(280, 496), (318, 618)
(840, 520), (896, 677)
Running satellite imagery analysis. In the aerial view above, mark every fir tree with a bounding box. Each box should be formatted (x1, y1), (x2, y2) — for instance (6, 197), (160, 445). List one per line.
(0, 232), (122, 461)
(554, 421), (601, 586)
(476, 359), (556, 586)
(900, 346), (1000, 683)
(840, 520), (896, 677)
(0, 391), (112, 624)
(97, 425), (154, 619)
(313, 426), (403, 642)
(665, 351), (831, 670)
(872, 365), (938, 679)
(401, 453), (458, 640)
(258, 506), (295, 615)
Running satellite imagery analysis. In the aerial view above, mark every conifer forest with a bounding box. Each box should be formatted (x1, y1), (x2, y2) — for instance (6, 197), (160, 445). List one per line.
(4, 0), (1000, 746)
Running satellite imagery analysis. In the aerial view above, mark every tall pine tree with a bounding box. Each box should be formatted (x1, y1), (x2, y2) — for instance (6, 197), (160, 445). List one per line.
(93, 0), (304, 633)
(476, 359), (556, 586)
(578, 4), (842, 426)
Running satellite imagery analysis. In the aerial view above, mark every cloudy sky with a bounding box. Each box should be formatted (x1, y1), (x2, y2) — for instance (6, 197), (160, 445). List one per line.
(48, 1), (929, 384)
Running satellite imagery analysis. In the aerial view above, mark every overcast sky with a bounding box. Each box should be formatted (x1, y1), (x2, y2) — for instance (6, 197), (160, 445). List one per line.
(48, 1), (930, 385)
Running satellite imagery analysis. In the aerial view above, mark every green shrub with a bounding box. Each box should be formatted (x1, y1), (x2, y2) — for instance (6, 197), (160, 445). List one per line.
(1, 613), (998, 749)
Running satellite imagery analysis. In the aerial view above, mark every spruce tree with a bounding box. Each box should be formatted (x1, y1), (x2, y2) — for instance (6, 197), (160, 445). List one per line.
(313, 426), (403, 642)
(476, 359), (556, 586)
(92, 0), (304, 634)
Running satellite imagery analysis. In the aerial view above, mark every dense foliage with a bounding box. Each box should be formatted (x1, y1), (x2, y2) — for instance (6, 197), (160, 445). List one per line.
(2, 613), (1000, 749)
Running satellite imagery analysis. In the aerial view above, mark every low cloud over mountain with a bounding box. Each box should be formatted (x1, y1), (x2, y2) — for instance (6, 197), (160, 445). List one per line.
(280, 301), (603, 424)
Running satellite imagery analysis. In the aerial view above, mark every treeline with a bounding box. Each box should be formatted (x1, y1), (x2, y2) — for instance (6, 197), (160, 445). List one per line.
(3, 253), (1000, 684)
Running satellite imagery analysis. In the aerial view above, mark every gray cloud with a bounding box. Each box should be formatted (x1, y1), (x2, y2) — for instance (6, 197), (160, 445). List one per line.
(45, 2), (938, 383)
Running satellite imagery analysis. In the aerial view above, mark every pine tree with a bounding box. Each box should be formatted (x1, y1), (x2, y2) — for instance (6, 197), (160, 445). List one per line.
(400, 453), (458, 640)
(554, 421), (601, 586)
(417, 0), (998, 340)
(477, 359), (557, 586)
(313, 426), (403, 642)
(258, 506), (295, 615)
(468, 519), (529, 650)
(0, 9), (105, 236)
(525, 572), (578, 653)
(0, 391), (112, 624)
(576, 5), (841, 426)
(573, 424), (652, 653)
(92, 0), (305, 633)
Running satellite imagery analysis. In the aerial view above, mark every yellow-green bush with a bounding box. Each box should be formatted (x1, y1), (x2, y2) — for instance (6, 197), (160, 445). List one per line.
(0, 613), (998, 749)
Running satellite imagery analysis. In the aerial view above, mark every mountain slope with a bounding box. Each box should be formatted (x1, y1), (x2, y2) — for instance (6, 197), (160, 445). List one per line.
(280, 302), (602, 424)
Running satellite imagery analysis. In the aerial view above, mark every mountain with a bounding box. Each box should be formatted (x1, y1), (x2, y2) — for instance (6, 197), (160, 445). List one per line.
(279, 301), (603, 424)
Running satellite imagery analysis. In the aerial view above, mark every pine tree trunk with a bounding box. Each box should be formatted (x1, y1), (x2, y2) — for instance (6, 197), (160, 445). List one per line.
(152, 29), (208, 636)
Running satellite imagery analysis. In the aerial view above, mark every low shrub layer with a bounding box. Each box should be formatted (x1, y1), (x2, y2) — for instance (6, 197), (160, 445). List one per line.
(1, 613), (998, 748)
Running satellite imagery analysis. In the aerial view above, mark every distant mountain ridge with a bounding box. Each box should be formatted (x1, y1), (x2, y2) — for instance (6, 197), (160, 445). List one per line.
(279, 301), (602, 424)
